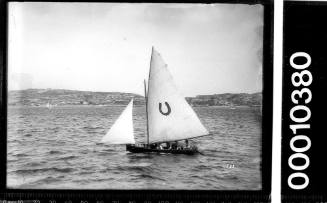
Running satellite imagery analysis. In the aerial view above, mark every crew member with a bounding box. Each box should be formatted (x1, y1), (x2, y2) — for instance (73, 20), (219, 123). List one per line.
(185, 139), (189, 148)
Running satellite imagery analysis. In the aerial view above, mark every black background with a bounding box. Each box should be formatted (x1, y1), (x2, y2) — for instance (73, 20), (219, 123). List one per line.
(282, 1), (327, 201)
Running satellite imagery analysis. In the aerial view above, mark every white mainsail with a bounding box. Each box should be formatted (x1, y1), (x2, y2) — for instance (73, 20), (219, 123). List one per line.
(101, 99), (135, 144)
(147, 48), (209, 143)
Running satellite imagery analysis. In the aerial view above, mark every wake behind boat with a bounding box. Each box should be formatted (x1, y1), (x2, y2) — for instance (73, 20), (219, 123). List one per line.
(100, 47), (209, 155)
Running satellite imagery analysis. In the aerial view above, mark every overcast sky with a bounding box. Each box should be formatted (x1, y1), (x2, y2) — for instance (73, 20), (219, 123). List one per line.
(8, 3), (263, 97)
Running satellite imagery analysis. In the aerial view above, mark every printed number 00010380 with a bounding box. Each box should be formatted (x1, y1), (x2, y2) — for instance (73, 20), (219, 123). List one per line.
(288, 52), (312, 190)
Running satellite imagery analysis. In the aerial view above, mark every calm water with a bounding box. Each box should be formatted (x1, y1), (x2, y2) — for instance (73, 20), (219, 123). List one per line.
(7, 105), (262, 190)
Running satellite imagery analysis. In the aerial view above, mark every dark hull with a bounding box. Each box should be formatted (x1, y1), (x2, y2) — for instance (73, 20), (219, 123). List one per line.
(126, 144), (198, 155)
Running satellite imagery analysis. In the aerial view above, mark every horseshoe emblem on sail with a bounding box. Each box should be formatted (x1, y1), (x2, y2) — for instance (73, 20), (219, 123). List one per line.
(159, 102), (171, 116)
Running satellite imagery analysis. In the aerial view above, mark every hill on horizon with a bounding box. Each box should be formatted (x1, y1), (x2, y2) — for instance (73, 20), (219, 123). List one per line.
(8, 88), (262, 107)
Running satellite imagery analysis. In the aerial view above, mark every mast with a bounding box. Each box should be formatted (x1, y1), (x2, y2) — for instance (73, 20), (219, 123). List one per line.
(144, 46), (154, 146)
(144, 79), (149, 145)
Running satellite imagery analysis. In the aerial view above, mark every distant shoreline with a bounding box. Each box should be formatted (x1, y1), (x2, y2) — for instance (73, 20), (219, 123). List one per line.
(8, 104), (262, 108)
(8, 88), (262, 107)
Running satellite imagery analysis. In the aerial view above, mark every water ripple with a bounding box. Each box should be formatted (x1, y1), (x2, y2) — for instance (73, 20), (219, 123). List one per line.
(7, 106), (262, 190)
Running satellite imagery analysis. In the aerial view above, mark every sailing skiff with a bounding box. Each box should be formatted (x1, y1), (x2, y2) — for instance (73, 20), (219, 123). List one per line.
(101, 47), (209, 154)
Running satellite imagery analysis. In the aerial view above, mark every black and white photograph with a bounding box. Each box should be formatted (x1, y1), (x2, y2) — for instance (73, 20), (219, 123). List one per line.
(7, 2), (264, 190)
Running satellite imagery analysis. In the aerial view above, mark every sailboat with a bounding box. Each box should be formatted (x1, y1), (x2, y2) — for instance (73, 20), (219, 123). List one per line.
(46, 101), (53, 109)
(101, 47), (209, 154)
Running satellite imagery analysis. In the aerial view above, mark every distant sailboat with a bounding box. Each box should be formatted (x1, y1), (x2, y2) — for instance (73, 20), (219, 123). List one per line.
(101, 47), (209, 154)
(46, 101), (53, 109)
